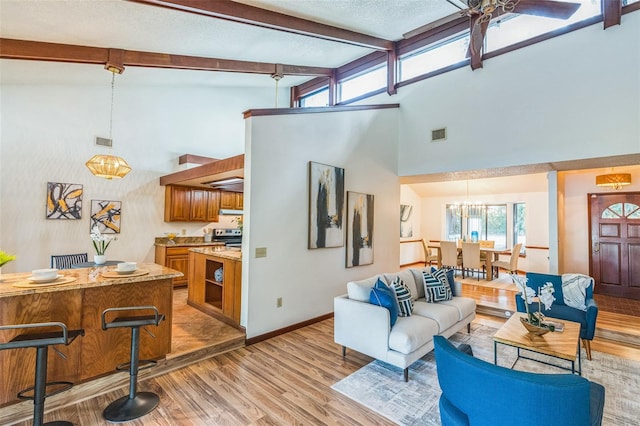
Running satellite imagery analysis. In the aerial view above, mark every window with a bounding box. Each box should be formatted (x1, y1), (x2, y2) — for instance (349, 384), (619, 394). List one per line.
(399, 31), (470, 81)
(485, 1), (602, 53)
(602, 202), (640, 219)
(513, 203), (526, 253)
(300, 88), (329, 107)
(338, 66), (386, 103)
(446, 205), (462, 240)
(485, 205), (507, 249)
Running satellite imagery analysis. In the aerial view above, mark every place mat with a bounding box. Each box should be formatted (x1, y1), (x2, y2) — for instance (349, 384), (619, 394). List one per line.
(12, 276), (77, 288)
(101, 269), (149, 278)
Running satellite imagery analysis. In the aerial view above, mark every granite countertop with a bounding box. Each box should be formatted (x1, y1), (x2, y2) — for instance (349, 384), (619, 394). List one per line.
(154, 236), (225, 247)
(189, 247), (242, 261)
(0, 263), (183, 298)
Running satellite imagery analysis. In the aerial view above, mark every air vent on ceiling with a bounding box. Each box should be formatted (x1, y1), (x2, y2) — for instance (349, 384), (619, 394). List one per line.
(431, 128), (447, 142)
(95, 136), (112, 147)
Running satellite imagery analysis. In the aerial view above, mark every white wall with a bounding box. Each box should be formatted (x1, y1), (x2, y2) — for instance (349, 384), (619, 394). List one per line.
(242, 108), (400, 338)
(400, 185), (422, 265)
(396, 12), (640, 177)
(0, 61), (286, 272)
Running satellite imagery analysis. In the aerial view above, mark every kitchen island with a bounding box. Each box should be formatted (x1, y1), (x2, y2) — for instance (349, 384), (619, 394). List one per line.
(188, 248), (242, 328)
(0, 263), (182, 406)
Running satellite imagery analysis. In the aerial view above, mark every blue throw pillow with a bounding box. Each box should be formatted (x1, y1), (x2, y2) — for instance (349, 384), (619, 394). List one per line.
(369, 278), (399, 327)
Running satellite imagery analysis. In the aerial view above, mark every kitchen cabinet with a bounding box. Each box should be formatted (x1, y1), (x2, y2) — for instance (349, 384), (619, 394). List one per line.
(188, 249), (242, 326)
(164, 185), (191, 222)
(155, 246), (190, 287)
(164, 185), (221, 222)
(220, 191), (243, 210)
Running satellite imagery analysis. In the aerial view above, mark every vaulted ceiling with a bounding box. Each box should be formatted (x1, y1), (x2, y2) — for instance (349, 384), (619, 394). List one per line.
(0, 0), (467, 87)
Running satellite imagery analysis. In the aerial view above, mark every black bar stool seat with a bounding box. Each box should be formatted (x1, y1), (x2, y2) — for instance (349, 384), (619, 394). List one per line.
(0, 322), (84, 426)
(101, 306), (165, 423)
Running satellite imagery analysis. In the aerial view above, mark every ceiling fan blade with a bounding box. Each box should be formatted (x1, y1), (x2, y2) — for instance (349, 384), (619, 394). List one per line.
(467, 15), (489, 69)
(513, 0), (581, 20)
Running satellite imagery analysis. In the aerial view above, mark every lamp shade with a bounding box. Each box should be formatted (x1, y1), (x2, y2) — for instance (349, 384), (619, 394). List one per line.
(85, 154), (131, 179)
(595, 173), (631, 190)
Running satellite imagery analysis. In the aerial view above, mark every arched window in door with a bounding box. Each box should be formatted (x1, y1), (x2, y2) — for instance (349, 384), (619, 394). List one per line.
(601, 202), (640, 219)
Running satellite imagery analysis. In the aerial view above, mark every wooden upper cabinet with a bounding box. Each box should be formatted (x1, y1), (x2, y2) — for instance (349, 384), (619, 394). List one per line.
(190, 189), (208, 221)
(206, 190), (220, 222)
(220, 191), (236, 209)
(220, 191), (243, 210)
(164, 185), (191, 222)
(165, 185), (225, 222)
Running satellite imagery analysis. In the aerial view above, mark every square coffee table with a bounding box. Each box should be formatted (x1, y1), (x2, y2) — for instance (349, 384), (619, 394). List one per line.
(493, 312), (582, 375)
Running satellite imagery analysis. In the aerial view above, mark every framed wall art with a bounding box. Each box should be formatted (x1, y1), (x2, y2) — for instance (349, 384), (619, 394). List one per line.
(46, 182), (83, 220)
(346, 191), (374, 267)
(308, 161), (345, 249)
(400, 204), (413, 238)
(90, 200), (122, 233)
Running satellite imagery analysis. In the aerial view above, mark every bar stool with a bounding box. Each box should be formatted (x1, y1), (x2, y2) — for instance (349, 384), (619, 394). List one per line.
(0, 322), (84, 426)
(101, 306), (165, 422)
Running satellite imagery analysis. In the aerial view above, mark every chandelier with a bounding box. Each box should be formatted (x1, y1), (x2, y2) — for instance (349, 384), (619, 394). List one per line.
(595, 173), (631, 190)
(449, 181), (486, 218)
(468, 0), (519, 16)
(86, 67), (131, 179)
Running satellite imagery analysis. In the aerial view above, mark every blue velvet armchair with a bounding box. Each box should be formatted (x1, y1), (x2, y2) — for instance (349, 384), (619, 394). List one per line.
(433, 336), (605, 426)
(515, 272), (598, 360)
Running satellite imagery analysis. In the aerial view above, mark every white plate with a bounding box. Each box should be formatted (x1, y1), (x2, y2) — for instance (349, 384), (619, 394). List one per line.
(116, 269), (138, 274)
(29, 274), (63, 283)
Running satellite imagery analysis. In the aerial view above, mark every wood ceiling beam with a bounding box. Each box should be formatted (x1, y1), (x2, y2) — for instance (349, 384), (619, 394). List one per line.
(603, 0), (622, 29)
(0, 38), (333, 77)
(127, 0), (393, 51)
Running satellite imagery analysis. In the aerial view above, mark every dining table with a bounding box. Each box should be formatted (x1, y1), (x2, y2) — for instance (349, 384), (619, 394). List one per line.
(427, 241), (509, 281)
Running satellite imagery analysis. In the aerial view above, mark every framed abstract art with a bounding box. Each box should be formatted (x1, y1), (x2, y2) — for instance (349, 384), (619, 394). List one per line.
(90, 200), (122, 233)
(308, 161), (345, 249)
(346, 191), (374, 267)
(46, 182), (83, 220)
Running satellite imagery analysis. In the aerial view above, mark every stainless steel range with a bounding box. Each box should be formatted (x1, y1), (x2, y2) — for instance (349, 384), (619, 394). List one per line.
(212, 228), (242, 247)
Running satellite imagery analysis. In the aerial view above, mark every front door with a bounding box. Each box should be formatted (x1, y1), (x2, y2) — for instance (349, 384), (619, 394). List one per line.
(589, 192), (640, 299)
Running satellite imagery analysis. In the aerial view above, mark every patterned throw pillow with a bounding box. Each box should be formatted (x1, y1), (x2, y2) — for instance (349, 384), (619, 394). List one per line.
(391, 276), (414, 317)
(422, 269), (453, 303)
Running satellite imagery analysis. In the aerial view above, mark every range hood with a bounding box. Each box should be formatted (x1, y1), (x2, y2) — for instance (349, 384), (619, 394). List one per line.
(219, 209), (243, 215)
(159, 154), (244, 190)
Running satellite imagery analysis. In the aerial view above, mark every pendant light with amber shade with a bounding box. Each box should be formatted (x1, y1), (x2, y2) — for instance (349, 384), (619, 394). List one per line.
(85, 65), (131, 179)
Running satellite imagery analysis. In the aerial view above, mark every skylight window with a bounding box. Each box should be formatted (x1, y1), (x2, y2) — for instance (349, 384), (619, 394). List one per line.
(486, 0), (602, 53)
(399, 31), (470, 82)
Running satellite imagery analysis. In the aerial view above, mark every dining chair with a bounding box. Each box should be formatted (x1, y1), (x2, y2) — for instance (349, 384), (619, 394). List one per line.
(440, 241), (462, 275)
(51, 253), (88, 270)
(420, 239), (438, 267)
(461, 242), (482, 280)
(492, 243), (523, 277)
(478, 240), (495, 267)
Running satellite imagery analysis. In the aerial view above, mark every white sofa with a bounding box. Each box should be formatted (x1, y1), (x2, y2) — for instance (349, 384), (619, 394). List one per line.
(334, 268), (476, 381)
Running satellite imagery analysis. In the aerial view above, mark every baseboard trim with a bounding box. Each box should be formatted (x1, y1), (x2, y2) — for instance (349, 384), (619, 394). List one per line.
(246, 313), (334, 346)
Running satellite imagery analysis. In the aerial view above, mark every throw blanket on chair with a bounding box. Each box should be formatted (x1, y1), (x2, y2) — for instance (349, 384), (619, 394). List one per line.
(561, 274), (594, 311)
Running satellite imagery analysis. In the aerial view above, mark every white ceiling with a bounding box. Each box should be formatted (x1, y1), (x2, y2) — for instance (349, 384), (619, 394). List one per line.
(0, 0), (465, 87)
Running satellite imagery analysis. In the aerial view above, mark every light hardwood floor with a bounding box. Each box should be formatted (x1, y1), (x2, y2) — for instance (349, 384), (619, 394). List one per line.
(14, 319), (392, 426)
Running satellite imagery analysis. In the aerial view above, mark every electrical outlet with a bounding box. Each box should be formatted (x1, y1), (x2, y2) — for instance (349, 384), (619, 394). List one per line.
(277, 297), (282, 308)
(256, 247), (267, 258)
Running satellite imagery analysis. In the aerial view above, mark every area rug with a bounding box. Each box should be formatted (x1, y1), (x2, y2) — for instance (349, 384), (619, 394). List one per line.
(332, 323), (640, 426)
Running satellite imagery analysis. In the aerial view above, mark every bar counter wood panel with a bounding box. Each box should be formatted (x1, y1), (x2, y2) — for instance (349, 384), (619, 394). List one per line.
(0, 264), (180, 406)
